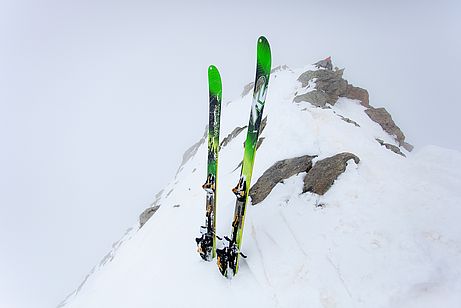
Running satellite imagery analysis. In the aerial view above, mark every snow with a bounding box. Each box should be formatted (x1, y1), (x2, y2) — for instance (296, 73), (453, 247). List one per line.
(60, 66), (461, 308)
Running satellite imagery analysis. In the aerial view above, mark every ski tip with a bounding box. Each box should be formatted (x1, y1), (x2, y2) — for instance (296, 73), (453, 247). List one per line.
(208, 65), (222, 96)
(256, 36), (271, 75)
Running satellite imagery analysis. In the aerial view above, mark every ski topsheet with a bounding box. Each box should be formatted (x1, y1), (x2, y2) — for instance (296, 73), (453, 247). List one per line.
(217, 37), (271, 277)
(196, 65), (222, 261)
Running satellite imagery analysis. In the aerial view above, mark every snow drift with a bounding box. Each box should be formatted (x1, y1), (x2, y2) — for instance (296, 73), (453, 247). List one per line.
(59, 63), (461, 308)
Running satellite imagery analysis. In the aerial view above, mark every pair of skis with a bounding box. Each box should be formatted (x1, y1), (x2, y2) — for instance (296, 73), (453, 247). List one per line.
(195, 36), (272, 278)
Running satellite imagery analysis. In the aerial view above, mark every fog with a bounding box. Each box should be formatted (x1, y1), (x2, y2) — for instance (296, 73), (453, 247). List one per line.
(0, 0), (459, 307)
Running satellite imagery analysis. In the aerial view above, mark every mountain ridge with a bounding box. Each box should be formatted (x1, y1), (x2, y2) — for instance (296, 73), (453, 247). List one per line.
(59, 62), (461, 308)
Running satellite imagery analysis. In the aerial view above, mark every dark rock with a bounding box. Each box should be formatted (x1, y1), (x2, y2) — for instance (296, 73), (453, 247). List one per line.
(271, 64), (290, 73)
(365, 107), (406, 146)
(256, 137), (265, 151)
(295, 69), (348, 106)
(241, 82), (254, 97)
(303, 152), (360, 195)
(139, 205), (161, 228)
(250, 155), (316, 205)
(260, 116), (268, 133)
(344, 84), (369, 107)
(336, 114), (360, 127)
(293, 90), (329, 107)
(315, 69), (348, 101)
(297, 70), (317, 87)
(402, 141), (414, 152)
(176, 127), (207, 175)
(220, 126), (247, 149)
(376, 139), (406, 157)
(313, 57), (333, 70)
(151, 190), (163, 207)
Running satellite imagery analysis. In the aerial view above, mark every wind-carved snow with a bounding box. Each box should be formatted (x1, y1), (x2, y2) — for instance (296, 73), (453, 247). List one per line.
(60, 65), (461, 308)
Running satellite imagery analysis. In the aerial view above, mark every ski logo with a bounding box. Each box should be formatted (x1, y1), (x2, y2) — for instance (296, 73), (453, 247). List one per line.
(251, 75), (267, 127)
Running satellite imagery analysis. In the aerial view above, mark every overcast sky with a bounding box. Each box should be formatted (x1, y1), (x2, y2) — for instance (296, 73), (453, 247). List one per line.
(0, 1), (460, 307)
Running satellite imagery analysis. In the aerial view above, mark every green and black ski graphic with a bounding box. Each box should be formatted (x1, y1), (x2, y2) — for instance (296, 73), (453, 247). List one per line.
(217, 37), (271, 277)
(196, 65), (222, 261)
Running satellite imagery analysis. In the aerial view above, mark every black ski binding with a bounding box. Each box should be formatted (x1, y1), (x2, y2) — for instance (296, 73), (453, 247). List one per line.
(195, 226), (213, 261)
(216, 236), (246, 277)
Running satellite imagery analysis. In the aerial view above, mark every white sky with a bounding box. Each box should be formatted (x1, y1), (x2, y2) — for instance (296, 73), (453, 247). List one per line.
(0, 1), (460, 307)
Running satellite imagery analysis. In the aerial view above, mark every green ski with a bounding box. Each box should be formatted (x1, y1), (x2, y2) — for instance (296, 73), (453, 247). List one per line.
(217, 37), (271, 277)
(196, 65), (222, 261)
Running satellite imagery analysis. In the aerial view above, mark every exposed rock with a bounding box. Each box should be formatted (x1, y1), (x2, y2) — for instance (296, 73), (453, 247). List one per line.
(165, 189), (173, 198)
(250, 155), (316, 205)
(260, 116), (268, 133)
(376, 139), (406, 157)
(220, 126), (247, 149)
(256, 137), (265, 150)
(295, 69), (348, 106)
(139, 205), (161, 228)
(345, 84), (369, 107)
(365, 107), (406, 146)
(297, 70), (317, 87)
(315, 69), (348, 101)
(402, 141), (414, 152)
(293, 90), (329, 107)
(303, 152), (360, 195)
(176, 127), (207, 175)
(271, 64), (290, 73)
(313, 56), (333, 70)
(241, 82), (254, 97)
(151, 190), (163, 207)
(336, 114), (360, 127)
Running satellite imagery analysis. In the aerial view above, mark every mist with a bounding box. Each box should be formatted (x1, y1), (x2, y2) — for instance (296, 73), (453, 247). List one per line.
(0, 0), (459, 307)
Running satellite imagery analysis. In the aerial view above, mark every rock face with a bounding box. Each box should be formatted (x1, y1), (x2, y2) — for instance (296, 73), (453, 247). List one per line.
(241, 82), (254, 97)
(345, 84), (369, 107)
(250, 155), (316, 205)
(303, 152), (360, 195)
(293, 90), (329, 107)
(376, 139), (406, 157)
(295, 60), (412, 152)
(336, 113), (360, 127)
(176, 127), (207, 175)
(139, 205), (161, 228)
(295, 69), (348, 106)
(220, 126), (247, 149)
(401, 142), (414, 152)
(365, 108), (406, 146)
(295, 67), (371, 108)
(271, 64), (290, 73)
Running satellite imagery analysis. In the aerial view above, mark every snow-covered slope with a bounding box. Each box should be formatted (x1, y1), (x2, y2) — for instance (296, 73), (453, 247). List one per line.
(60, 65), (461, 308)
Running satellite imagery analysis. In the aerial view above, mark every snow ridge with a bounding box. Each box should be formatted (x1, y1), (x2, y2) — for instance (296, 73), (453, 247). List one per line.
(60, 65), (461, 308)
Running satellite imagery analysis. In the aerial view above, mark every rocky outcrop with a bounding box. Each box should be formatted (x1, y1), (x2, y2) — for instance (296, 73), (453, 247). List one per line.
(241, 82), (254, 97)
(376, 139), (406, 157)
(139, 205), (161, 228)
(336, 113), (360, 127)
(345, 84), (369, 107)
(401, 142), (414, 152)
(250, 155), (316, 205)
(176, 127), (207, 175)
(295, 60), (412, 151)
(295, 67), (371, 108)
(295, 69), (348, 106)
(303, 153), (360, 195)
(271, 64), (290, 73)
(256, 137), (265, 151)
(293, 90), (330, 107)
(220, 126), (247, 149)
(365, 107), (407, 146)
